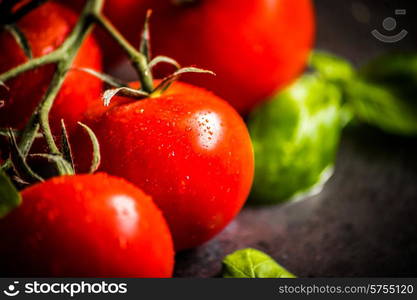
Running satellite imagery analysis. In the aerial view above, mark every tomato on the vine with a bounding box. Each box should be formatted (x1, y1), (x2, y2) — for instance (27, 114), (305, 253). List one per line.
(76, 81), (254, 251)
(63, 0), (315, 114)
(0, 2), (102, 135)
(0, 173), (174, 277)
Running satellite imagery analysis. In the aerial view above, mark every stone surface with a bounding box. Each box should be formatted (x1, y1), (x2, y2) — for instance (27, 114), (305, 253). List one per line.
(174, 0), (417, 277)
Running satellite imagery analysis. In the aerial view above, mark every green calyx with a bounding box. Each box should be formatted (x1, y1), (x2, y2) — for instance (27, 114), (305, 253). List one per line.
(93, 10), (214, 106)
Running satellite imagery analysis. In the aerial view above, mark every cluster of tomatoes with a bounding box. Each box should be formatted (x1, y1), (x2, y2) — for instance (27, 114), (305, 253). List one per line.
(0, 0), (314, 277)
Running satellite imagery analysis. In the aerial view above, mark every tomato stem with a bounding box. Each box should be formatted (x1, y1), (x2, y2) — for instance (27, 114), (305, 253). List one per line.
(94, 14), (154, 93)
(0, 0), (105, 177)
(0, 0), (204, 180)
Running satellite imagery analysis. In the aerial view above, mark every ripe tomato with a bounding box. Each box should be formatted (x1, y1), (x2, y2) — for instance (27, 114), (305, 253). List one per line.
(76, 81), (254, 251)
(62, 0), (315, 114)
(0, 2), (102, 135)
(152, 0), (315, 114)
(0, 173), (174, 277)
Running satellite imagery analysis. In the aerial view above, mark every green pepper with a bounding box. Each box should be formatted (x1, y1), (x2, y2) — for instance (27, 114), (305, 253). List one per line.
(248, 74), (343, 205)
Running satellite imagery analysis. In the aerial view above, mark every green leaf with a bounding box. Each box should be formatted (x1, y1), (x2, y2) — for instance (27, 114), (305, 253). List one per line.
(360, 53), (417, 85)
(248, 74), (342, 204)
(5, 24), (33, 59)
(309, 51), (356, 84)
(223, 249), (296, 278)
(0, 170), (21, 219)
(347, 79), (417, 136)
(348, 53), (417, 136)
(309, 51), (356, 127)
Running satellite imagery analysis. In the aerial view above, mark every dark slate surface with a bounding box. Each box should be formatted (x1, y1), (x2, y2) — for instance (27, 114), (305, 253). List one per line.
(173, 0), (417, 277)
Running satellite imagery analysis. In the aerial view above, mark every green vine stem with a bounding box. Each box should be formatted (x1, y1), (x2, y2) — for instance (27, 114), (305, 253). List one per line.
(93, 14), (154, 93)
(0, 0), (154, 171)
(0, 0), (206, 177)
(0, 0), (105, 175)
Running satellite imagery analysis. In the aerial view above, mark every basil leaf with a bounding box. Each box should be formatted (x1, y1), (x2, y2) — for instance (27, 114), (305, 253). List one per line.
(248, 74), (342, 204)
(360, 53), (417, 86)
(223, 248), (296, 278)
(0, 170), (21, 218)
(310, 51), (356, 84)
(349, 53), (417, 136)
(347, 79), (417, 136)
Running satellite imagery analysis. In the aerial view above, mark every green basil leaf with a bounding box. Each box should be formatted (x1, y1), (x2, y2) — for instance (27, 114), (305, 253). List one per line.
(223, 248), (296, 278)
(360, 53), (417, 86)
(309, 51), (356, 84)
(347, 79), (417, 136)
(348, 53), (417, 136)
(248, 74), (342, 204)
(310, 51), (356, 127)
(0, 170), (21, 218)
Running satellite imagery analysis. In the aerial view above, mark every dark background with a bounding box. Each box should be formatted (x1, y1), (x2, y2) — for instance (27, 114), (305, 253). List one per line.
(173, 0), (417, 277)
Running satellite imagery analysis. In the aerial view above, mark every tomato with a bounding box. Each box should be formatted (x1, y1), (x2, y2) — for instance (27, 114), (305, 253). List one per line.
(75, 81), (254, 251)
(0, 2), (102, 135)
(153, 0), (315, 114)
(62, 0), (315, 114)
(0, 173), (174, 277)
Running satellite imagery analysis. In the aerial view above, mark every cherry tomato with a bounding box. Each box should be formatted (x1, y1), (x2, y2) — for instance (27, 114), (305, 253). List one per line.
(0, 173), (174, 277)
(0, 2), (102, 135)
(76, 81), (254, 251)
(62, 0), (315, 114)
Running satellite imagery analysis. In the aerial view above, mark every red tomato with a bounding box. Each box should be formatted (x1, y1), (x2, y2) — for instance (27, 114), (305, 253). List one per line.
(62, 0), (315, 114)
(76, 81), (254, 251)
(0, 2), (102, 135)
(0, 173), (174, 277)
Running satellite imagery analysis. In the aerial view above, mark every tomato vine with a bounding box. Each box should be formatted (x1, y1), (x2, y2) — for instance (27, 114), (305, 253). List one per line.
(0, 0), (211, 181)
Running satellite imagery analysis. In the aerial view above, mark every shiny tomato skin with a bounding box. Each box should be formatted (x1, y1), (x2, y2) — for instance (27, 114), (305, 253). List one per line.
(62, 0), (315, 114)
(0, 173), (174, 277)
(153, 0), (315, 114)
(0, 2), (102, 134)
(77, 81), (254, 251)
